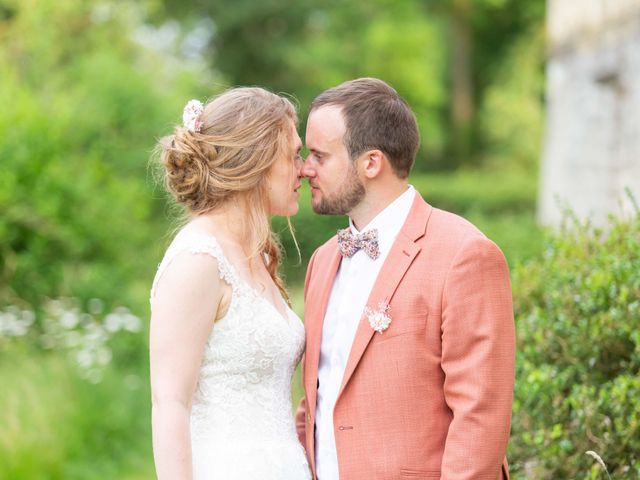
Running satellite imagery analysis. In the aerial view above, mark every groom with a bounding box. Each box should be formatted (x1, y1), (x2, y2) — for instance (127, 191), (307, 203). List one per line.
(296, 78), (515, 479)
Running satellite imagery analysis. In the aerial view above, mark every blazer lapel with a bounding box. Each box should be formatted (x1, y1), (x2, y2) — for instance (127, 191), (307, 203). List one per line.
(337, 195), (432, 399)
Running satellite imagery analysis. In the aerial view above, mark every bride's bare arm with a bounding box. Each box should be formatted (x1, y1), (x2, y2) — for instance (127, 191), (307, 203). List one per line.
(150, 252), (224, 480)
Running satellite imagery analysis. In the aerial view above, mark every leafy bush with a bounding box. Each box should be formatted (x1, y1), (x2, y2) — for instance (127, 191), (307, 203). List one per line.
(0, 0), (209, 314)
(509, 210), (640, 478)
(0, 2), (206, 477)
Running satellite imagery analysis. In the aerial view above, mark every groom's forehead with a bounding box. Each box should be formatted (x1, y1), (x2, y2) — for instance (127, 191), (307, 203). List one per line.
(307, 108), (346, 144)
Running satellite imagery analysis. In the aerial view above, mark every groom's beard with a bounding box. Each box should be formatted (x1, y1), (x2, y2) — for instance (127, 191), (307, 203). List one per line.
(312, 164), (365, 215)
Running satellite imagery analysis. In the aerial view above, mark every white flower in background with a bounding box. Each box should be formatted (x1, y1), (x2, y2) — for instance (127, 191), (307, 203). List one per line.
(0, 308), (35, 337)
(123, 312), (142, 333)
(60, 310), (80, 329)
(76, 349), (94, 369)
(104, 312), (122, 332)
(96, 347), (113, 366)
(105, 307), (142, 333)
(22, 310), (35, 326)
(1, 297), (143, 383)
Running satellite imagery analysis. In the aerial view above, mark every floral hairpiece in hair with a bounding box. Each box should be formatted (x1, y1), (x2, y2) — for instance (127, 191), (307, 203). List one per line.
(182, 99), (204, 133)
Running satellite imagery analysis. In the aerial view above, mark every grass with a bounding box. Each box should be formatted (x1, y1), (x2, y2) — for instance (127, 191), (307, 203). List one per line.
(0, 347), (152, 479)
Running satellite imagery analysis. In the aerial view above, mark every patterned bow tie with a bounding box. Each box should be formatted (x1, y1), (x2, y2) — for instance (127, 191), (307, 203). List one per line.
(337, 228), (380, 260)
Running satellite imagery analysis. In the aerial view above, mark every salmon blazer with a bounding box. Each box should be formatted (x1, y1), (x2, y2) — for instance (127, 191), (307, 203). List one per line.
(296, 194), (515, 480)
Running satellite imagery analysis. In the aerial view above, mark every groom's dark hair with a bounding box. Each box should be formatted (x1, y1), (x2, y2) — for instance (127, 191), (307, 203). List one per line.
(310, 77), (420, 179)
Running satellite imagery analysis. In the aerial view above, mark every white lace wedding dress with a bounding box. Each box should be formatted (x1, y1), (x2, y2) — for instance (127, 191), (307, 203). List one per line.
(150, 230), (311, 479)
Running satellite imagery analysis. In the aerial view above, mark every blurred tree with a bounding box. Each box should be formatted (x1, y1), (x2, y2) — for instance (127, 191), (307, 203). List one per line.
(157, 0), (545, 170)
(477, 24), (545, 173)
(0, 0), (208, 314)
(422, 0), (545, 166)
(158, 0), (450, 166)
(449, 0), (474, 165)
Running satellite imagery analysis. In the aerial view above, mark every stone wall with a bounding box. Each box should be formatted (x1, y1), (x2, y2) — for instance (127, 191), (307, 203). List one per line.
(538, 0), (640, 226)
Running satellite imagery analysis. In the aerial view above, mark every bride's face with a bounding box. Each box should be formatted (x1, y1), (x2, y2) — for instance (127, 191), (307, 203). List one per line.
(266, 121), (303, 217)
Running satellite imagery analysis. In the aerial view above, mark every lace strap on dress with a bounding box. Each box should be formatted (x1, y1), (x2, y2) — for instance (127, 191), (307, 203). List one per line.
(185, 233), (238, 288)
(149, 231), (239, 306)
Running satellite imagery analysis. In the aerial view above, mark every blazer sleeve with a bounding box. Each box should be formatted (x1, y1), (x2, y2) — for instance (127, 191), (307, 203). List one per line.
(295, 248), (320, 449)
(440, 236), (515, 480)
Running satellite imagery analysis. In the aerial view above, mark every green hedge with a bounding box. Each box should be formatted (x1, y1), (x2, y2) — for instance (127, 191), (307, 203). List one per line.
(509, 210), (640, 478)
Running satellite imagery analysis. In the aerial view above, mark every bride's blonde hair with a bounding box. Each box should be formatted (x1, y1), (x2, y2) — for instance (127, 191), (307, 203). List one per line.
(156, 87), (298, 301)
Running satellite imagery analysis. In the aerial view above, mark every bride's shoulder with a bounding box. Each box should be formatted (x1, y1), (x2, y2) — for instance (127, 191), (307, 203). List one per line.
(166, 226), (226, 259)
(159, 247), (223, 289)
(150, 227), (231, 305)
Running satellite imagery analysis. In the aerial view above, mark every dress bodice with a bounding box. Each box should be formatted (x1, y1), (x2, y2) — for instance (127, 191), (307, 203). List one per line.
(150, 230), (310, 479)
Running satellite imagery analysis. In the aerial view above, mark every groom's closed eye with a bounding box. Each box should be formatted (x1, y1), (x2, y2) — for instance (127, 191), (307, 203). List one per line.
(308, 151), (324, 164)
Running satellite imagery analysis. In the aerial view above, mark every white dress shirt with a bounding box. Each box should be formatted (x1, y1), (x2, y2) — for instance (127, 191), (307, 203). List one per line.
(315, 185), (417, 480)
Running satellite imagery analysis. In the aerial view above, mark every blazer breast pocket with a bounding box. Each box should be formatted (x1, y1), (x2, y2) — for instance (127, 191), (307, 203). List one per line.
(399, 468), (440, 478)
(372, 311), (428, 342)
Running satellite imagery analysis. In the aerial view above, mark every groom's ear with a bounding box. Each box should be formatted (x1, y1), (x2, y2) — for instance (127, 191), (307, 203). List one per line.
(360, 149), (385, 179)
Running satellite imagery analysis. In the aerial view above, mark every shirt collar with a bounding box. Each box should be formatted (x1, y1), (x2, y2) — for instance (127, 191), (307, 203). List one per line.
(349, 185), (416, 256)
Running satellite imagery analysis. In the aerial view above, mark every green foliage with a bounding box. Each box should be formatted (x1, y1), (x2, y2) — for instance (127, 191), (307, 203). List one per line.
(0, 2), (203, 475)
(509, 211), (640, 478)
(157, 0), (546, 170)
(478, 24), (545, 172)
(0, 347), (153, 479)
(0, 0), (207, 313)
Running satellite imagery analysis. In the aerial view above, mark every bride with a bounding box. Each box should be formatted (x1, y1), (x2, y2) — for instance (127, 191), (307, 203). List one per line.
(149, 87), (310, 479)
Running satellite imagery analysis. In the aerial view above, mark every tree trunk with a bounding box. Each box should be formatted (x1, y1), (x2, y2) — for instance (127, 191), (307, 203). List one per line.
(450, 0), (473, 166)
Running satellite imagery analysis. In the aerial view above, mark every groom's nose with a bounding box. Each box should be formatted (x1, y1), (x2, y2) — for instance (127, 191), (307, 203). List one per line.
(301, 157), (316, 178)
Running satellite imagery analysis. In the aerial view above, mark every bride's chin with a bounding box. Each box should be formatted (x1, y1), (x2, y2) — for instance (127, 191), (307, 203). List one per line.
(288, 204), (300, 216)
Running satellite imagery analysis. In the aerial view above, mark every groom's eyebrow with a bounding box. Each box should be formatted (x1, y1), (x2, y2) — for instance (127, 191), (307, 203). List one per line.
(308, 147), (326, 156)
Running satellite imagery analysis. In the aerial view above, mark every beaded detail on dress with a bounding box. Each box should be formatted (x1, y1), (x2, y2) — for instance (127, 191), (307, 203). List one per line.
(150, 230), (310, 479)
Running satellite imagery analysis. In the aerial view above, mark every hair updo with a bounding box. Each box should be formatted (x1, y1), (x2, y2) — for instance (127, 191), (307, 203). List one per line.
(155, 87), (298, 302)
(158, 87), (297, 213)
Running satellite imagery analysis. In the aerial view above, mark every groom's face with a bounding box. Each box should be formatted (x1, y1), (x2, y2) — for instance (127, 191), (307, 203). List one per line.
(303, 105), (364, 215)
